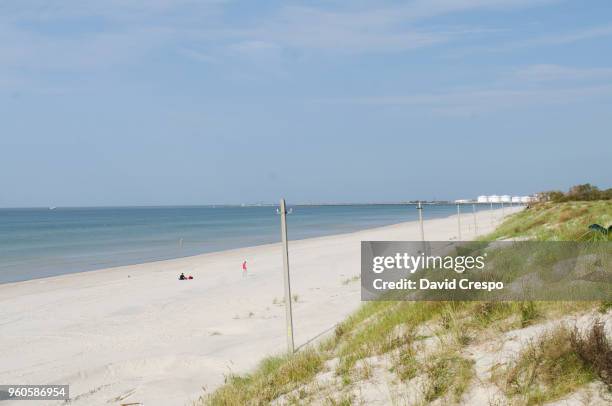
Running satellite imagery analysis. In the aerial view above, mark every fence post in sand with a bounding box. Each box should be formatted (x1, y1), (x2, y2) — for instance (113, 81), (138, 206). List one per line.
(501, 201), (505, 219)
(456, 204), (462, 240)
(417, 201), (425, 242)
(279, 199), (295, 354)
(472, 203), (478, 236)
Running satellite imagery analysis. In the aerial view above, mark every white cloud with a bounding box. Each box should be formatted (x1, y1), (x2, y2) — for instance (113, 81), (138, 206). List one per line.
(0, 24), (174, 71)
(0, 0), (223, 76)
(520, 24), (612, 47)
(315, 84), (612, 116)
(0, 0), (570, 84)
(514, 64), (612, 82)
(0, 0), (227, 22)
(452, 24), (612, 57)
(225, 0), (558, 54)
(178, 49), (219, 64)
(228, 41), (281, 56)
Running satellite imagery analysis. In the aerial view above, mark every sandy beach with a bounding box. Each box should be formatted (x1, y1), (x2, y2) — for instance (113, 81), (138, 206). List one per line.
(0, 207), (520, 406)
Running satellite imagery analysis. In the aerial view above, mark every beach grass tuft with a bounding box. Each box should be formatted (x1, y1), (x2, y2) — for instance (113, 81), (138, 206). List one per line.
(493, 321), (612, 405)
(202, 348), (323, 405)
(422, 350), (474, 403)
(570, 319), (612, 386)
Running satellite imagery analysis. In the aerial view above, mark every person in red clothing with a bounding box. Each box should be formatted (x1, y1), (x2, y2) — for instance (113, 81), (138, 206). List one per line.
(242, 260), (247, 277)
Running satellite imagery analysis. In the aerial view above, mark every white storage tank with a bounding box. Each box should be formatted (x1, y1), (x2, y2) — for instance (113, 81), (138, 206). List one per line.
(477, 196), (488, 203)
(501, 195), (511, 203)
(488, 195), (501, 203)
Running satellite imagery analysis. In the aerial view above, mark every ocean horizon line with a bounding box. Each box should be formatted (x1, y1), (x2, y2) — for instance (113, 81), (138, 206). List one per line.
(0, 203), (502, 284)
(0, 201), (470, 210)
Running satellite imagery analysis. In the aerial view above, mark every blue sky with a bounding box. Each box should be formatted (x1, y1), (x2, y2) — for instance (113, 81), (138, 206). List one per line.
(1, 0), (611, 207)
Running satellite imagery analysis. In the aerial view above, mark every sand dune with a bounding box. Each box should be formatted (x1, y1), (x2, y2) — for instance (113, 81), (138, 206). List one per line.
(0, 207), (520, 406)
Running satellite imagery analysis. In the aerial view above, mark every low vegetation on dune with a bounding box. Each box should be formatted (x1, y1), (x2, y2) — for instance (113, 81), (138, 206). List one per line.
(486, 200), (611, 241)
(201, 300), (605, 405)
(200, 198), (611, 406)
(494, 319), (612, 405)
(495, 325), (594, 404)
(540, 183), (612, 203)
(205, 349), (324, 405)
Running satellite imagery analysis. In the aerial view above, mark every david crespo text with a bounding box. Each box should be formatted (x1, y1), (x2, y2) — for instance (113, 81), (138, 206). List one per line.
(372, 278), (504, 292)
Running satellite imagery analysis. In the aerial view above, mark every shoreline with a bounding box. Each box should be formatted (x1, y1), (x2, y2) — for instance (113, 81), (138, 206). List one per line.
(0, 205), (510, 288)
(0, 204), (512, 286)
(0, 207), (520, 406)
(1, 214), (442, 290)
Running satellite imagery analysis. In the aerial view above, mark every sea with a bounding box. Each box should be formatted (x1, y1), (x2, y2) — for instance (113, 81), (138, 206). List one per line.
(0, 203), (502, 284)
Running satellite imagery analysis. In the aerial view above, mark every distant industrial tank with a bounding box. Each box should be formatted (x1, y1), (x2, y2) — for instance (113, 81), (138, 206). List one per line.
(474, 194), (534, 204)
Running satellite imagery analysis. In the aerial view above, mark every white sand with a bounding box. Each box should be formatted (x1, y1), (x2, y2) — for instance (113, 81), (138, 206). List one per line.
(0, 207), (520, 406)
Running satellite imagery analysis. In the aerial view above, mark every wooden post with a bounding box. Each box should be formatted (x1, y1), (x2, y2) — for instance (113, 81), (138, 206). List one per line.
(456, 204), (462, 240)
(472, 203), (478, 236)
(417, 201), (425, 241)
(279, 199), (295, 354)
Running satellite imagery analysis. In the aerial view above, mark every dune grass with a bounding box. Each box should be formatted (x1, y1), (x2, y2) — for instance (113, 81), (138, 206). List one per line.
(201, 300), (598, 405)
(201, 201), (611, 405)
(485, 200), (611, 241)
(494, 319), (612, 405)
(485, 201), (611, 404)
(202, 348), (323, 405)
(570, 319), (612, 386)
(334, 301), (445, 380)
(422, 350), (474, 403)
(494, 325), (594, 405)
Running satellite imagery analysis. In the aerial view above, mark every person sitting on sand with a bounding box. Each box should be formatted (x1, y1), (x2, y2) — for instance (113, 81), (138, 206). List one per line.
(179, 272), (186, 280)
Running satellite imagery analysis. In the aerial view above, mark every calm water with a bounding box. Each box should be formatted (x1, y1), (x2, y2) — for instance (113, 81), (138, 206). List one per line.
(0, 204), (500, 284)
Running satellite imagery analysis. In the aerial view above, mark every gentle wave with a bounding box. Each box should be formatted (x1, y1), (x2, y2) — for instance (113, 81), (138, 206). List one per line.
(0, 204), (502, 283)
